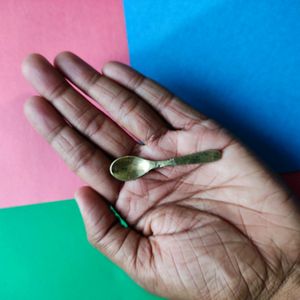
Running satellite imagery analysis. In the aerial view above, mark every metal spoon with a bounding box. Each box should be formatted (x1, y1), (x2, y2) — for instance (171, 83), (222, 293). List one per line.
(110, 149), (222, 181)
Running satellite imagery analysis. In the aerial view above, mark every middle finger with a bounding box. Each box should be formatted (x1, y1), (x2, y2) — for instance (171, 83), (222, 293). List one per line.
(54, 52), (169, 144)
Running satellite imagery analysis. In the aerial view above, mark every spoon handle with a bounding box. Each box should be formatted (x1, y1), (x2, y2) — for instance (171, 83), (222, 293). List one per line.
(156, 149), (222, 168)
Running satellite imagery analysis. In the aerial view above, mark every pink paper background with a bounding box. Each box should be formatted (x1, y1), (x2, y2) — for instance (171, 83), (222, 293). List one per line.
(0, 1), (298, 209)
(0, 0), (129, 208)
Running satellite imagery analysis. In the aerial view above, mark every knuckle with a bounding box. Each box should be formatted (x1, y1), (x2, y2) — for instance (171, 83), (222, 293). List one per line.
(87, 232), (102, 247)
(75, 107), (94, 128)
(146, 127), (168, 145)
(85, 72), (102, 93)
(45, 124), (97, 173)
(84, 114), (106, 139)
(127, 73), (146, 90)
(86, 220), (118, 248)
(157, 92), (174, 110)
(117, 92), (140, 119)
(47, 80), (70, 101)
(46, 124), (67, 145)
(68, 142), (96, 173)
(76, 107), (106, 138)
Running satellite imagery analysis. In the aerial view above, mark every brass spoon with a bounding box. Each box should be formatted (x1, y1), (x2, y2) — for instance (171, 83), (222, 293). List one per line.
(110, 149), (222, 181)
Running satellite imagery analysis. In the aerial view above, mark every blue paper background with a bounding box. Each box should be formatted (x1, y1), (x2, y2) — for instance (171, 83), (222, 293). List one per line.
(124, 0), (300, 172)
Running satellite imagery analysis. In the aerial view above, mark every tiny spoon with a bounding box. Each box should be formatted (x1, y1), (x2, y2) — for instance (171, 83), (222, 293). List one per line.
(110, 149), (222, 181)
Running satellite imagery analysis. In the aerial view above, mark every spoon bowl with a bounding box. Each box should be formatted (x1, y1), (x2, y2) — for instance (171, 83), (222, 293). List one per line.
(110, 156), (156, 181)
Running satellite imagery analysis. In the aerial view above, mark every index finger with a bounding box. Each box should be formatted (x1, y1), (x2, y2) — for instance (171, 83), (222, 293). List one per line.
(102, 62), (213, 129)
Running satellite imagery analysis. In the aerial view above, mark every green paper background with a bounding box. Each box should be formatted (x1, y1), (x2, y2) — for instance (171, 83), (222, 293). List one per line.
(0, 200), (162, 300)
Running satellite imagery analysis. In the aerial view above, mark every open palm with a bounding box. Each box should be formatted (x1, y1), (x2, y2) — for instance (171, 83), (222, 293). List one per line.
(23, 52), (300, 299)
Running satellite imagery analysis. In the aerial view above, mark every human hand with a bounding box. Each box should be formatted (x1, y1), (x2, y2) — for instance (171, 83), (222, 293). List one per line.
(22, 52), (300, 299)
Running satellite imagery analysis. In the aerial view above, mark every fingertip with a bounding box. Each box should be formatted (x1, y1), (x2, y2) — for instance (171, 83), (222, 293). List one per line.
(54, 51), (80, 69)
(23, 96), (33, 116)
(102, 61), (125, 76)
(22, 53), (46, 77)
(23, 96), (44, 120)
(23, 96), (63, 134)
(74, 186), (99, 212)
(102, 61), (139, 87)
(74, 185), (93, 201)
(54, 50), (74, 64)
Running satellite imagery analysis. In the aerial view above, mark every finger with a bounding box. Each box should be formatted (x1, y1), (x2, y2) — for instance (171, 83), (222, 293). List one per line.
(54, 51), (168, 144)
(24, 96), (120, 202)
(102, 62), (217, 130)
(22, 54), (135, 157)
(75, 186), (151, 275)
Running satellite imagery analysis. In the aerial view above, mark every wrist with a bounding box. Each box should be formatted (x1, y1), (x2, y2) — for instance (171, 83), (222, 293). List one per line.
(270, 264), (300, 300)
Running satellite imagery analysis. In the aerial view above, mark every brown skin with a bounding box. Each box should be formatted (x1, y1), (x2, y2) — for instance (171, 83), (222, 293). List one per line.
(22, 52), (300, 299)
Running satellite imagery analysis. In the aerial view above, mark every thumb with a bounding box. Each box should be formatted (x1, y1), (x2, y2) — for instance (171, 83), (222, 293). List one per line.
(75, 186), (143, 273)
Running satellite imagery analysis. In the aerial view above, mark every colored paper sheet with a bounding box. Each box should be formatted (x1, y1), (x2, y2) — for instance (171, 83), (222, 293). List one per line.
(0, 0), (128, 208)
(0, 200), (161, 300)
(124, 0), (300, 172)
(0, 189), (299, 300)
(0, 2), (298, 300)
